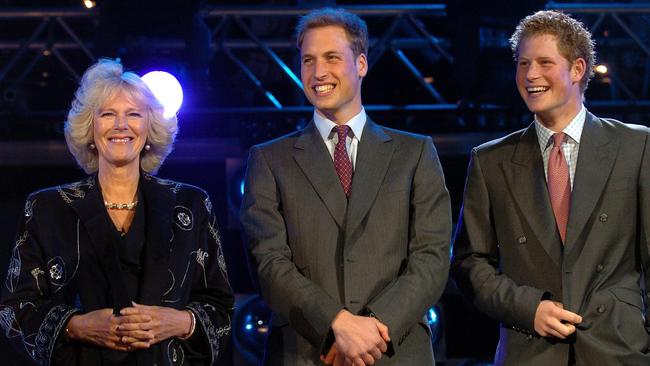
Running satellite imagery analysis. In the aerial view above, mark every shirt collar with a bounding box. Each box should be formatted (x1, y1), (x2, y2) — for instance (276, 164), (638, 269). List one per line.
(313, 108), (366, 141)
(535, 104), (586, 150)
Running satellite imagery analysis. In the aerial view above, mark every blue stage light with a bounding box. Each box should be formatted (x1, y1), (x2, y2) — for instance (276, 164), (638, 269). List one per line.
(233, 294), (272, 365)
(428, 307), (438, 325)
(427, 305), (442, 344)
(141, 71), (183, 118)
(240, 180), (245, 196)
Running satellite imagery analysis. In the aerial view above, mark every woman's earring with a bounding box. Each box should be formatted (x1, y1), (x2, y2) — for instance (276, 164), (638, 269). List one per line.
(144, 144), (151, 151)
(89, 143), (96, 150)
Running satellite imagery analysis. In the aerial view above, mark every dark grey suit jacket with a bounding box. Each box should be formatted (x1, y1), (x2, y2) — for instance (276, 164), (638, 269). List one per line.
(452, 113), (650, 365)
(240, 118), (451, 365)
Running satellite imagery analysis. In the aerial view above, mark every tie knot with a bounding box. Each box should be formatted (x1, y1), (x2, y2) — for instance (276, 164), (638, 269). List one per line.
(551, 132), (565, 148)
(333, 125), (351, 141)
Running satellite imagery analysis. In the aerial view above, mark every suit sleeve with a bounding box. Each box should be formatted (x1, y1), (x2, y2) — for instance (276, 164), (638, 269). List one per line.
(451, 148), (545, 333)
(0, 194), (80, 366)
(184, 191), (235, 366)
(365, 137), (452, 344)
(638, 129), (650, 331)
(240, 146), (344, 350)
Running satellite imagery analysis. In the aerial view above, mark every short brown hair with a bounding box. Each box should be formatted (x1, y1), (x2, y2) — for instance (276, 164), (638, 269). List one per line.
(295, 8), (369, 58)
(510, 10), (596, 93)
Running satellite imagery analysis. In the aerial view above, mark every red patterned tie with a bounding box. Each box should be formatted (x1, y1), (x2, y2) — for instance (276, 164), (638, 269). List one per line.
(333, 125), (353, 198)
(547, 132), (571, 244)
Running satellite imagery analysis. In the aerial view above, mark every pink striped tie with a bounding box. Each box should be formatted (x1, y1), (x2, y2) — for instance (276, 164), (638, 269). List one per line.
(333, 125), (353, 198)
(547, 132), (571, 244)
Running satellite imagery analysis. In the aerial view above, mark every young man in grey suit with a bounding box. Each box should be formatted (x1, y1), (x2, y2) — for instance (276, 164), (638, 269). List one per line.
(240, 8), (451, 366)
(452, 10), (650, 365)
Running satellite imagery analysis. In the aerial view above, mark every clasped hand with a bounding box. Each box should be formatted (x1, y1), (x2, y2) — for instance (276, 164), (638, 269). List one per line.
(534, 300), (583, 339)
(321, 310), (390, 366)
(66, 302), (191, 352)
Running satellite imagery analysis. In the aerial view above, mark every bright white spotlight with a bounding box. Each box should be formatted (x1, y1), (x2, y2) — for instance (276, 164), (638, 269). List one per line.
(83, 0), (96, 9)
(594, 64), (608, 75)
(142, 71), (183, 118)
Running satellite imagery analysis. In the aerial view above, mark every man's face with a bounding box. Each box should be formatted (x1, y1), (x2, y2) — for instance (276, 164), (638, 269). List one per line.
(515, 34), (585, 127)
(300, 25), (367, 123)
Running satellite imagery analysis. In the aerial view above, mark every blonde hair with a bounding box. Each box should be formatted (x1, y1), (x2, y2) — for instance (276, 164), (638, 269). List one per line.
(64, 59), (178, 174)
(510, 10), (596, 93)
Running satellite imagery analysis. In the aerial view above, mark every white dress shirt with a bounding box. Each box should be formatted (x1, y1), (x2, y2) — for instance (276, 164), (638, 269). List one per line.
(313, 108), (366, 171)
(534, 105), (586, 190)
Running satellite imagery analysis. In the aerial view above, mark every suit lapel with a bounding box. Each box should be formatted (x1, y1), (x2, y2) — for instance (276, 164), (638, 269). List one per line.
(294, 121), (348, 229)
(345, 119), (394, 237)
(564, 113), (618, 266)
(501, 124), (562, 266)
(138, 174), (175, 305)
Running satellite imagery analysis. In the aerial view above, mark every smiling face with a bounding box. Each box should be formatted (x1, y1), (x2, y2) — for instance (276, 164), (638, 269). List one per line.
(300, 25), (367, 123)
(93, 91), (149, 172)
(515, 34), (585, 130)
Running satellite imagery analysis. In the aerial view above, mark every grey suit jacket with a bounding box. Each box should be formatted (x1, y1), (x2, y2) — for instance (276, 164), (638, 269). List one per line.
(240, 118), (451, 365)
(452, 112), (650, 365)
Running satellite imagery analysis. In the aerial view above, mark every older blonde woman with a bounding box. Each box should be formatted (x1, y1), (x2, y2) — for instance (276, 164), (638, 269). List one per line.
(0, 59), (233, 365)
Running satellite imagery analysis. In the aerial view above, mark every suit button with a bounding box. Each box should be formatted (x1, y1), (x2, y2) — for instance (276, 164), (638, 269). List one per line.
(599, 213), (608, 222)
(596, 264), (604, 272)
(597, 305), (606, 313)
(518, 236), (527, 244)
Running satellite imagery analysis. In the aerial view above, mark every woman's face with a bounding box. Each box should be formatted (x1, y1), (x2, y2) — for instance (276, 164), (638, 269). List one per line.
(93, 91), (149, 172)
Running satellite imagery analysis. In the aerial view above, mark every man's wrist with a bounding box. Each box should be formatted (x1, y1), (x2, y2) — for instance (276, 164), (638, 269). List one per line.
(330, 309), (351, 332)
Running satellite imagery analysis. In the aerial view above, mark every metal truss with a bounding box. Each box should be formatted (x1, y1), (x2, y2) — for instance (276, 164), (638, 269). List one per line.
(546, 2), (650, 107)
(0, 5), (459, 115)
(0, 9), (94, 93)
(185, 5), (452, 107)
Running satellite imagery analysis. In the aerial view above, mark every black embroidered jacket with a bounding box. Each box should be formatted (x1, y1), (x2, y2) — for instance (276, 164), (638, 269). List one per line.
(1, 174), (234, 365)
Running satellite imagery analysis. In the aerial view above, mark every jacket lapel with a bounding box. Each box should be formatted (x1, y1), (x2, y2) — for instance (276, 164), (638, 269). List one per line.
(70, 177), (132, 312)
(501, 124), (562, 266)
(294, 121), (348, 229)
(138, 174), (175, 305)
(345, 119), (394, 237)
(564, 113), (618, 267)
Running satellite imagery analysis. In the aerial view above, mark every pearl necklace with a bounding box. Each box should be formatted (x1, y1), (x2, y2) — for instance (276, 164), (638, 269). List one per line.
(104, 200), (138, 210)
